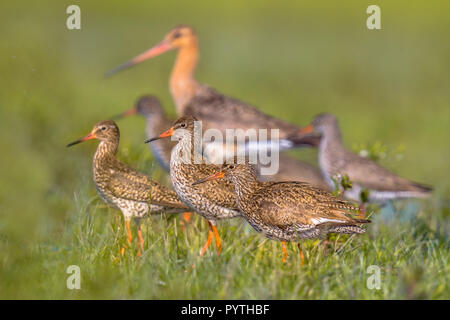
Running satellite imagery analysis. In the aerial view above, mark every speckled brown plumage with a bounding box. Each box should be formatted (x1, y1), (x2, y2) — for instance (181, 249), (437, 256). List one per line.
(307, 114), (433, 202)
(194, 162), (369, 244)
(67, 120), (189, 255)
(165, 116), (240, 221)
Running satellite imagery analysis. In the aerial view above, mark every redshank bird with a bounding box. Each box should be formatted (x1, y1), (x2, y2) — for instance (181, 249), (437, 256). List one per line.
(192, 162), (370, 263)
(146, 116), (242, 256)
(300, 113), (433, 203)
(113, 96), (193, 222)
(67, 120), (190, 256)
(115, 95), (329, 190)
(106, 25), (319, 148)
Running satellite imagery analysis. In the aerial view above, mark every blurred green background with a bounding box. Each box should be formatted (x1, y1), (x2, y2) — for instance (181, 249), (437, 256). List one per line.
(0, 0), (448, 299)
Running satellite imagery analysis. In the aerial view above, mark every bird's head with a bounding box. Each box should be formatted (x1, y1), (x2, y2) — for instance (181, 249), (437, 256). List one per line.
(112, 95), (164, 120)
(67, 120), (119, 147)
(299, 113), (339, 136)
(145, 115), (197, 144)
(105, 25), (197, 77)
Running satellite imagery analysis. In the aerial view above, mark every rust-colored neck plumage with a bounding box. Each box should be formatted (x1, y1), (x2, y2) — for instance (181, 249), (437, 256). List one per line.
(170, 40), (199, 114)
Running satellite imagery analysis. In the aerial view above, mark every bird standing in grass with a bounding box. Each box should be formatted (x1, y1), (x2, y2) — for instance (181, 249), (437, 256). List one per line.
(106, 25), (319, 148)
(113, 96), (194, 222)
(146, 116), (242, 256)
(300, 114), (433, 206)
(67, 120), (189, 256)
(192, 162), (370, 263)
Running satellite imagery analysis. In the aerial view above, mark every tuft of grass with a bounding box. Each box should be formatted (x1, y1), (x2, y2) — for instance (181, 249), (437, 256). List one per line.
(0, 190), (448, 299)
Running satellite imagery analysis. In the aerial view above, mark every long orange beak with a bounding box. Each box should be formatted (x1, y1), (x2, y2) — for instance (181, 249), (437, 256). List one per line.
(145, 127), (174, 143)
(105, 41), (172, 77)
(192, 171), (225, 186)
(298, 124), (315, 135)
(110, 106), (138, 120)
(67, 132), (96, 147)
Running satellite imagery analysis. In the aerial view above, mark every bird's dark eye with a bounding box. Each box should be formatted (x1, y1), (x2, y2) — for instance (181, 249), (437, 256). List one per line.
(101, 126), (107, 131)
(180, 123), (186, 128)
(228, 165), (235, 169)
(173, 31), (182, 39)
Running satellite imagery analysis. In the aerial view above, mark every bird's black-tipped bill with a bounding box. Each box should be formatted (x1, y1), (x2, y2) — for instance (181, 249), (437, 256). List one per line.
(67, 133), (96, 147)
(192, 172), (225, 186)
(104, 61), (136, 78)
(105, 41), (172, 77)
(110, 107), (138, 121)
(145, 127), (174, 143)
(298, 124), (315, 135)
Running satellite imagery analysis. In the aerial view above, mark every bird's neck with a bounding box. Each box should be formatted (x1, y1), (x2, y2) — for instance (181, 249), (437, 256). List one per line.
(170, 133), (203, 166)
(230, 170), (261, 211)
(170, 42), (199, 114)
(144, 112), (169, 138)
(94, 140), (118, 165)
(320, 125), (343, 153)
(145, 115), (172, 171)
(318, 126), (345, 173)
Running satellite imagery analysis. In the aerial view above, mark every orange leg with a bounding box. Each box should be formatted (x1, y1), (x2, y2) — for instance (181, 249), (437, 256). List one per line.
(126, 219), (133, 244)
(282, 241), (289, 263)
(297, 243), (305, 265)
(212, 225), (222, 255)
(121, 219), (133, 255)
(137, 228), (144, 257)
(359, 203), (367, 219)
(182, 212), (192, 223)
(199, 221), (214, 256)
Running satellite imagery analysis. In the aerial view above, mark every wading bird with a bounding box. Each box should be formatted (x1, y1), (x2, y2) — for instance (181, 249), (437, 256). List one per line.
(300, 113), (433, 204)
(146, 116), (242, 256)
(67, 120), (189, 256)
(192, 162), (370, 263)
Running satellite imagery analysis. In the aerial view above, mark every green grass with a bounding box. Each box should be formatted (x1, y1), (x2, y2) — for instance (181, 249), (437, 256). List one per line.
(1, 199), (448, 299)
(0, 0), (449, 299)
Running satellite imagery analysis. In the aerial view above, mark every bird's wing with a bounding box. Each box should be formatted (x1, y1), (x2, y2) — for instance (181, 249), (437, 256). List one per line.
(256, 181), (365, 228)
(187, 163), (240, 210)
(264, 154), (328, 190)
(105, 164), (189, 209)
(185, 86), (304, 139)
(339, 151), (431, 192)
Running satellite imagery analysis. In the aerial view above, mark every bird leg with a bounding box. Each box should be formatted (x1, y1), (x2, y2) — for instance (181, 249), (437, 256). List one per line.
(199, 221), (214, 256)
(297, 243), (305, 265)
(126, 219), (133, 244)
(135, 219), (144, 257)
(121, 219), (133, 255)
(359, 202), (367, 219)
(282, 241), (289, 263)
(212, 225), (222, 255)
(182, 212), (192, 223)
